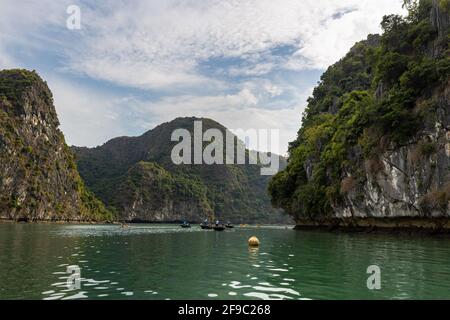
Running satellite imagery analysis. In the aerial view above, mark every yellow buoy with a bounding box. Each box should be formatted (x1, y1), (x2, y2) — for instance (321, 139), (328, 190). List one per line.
(248, 236), (260, 247)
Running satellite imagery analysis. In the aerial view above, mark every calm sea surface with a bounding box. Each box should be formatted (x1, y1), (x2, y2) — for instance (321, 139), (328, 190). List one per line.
(0, 223), (449, 300)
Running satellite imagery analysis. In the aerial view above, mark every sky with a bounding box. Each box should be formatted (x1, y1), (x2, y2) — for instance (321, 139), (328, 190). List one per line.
(0, 0), (406, 155)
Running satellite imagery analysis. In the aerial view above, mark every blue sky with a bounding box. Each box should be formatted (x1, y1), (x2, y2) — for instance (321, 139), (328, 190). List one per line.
(0, 0), (405, 155)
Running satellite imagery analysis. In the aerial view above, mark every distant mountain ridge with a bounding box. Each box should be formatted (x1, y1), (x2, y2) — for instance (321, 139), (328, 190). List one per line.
(73, 117), (290, 223)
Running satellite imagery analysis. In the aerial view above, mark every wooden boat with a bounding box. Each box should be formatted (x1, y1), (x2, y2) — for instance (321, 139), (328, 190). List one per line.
(200, 224), (212, 230)
(213, 225), (226, 231)
(225, 223), (234, 228)
(180, 223), (191, 228)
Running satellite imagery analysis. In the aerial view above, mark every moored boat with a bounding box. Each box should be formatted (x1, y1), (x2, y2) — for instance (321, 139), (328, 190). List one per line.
(180, 221), (191, 228)
(213, 225), (226, 231)
(200, 218), (213, 230)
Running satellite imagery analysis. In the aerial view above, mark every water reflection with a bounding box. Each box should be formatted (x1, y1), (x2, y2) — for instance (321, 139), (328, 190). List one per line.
(1, 224), (450, 299)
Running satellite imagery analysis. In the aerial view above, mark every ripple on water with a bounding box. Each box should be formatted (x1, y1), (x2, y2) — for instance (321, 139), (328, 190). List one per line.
(243, 292), (293, 300)
(252, 286), (299, 296)
(258, 282), (272, 286)
(269, 268), (289, 272)
(43, 294), (65, 300)
(61, 291), (88, 300)
(228, 281), (252, 289)
(224, 278), (300, 300)
(54, 224), (205, 238)
(41, 290), (54, 295)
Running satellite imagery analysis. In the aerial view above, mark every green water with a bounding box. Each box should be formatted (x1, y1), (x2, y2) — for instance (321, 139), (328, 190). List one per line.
(0, 223), (449, 300)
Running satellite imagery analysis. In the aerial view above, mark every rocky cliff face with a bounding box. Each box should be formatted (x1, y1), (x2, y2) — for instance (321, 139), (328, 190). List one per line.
(0, 70), (111, 221)
(269, 0), (450, 227)
(336, 0), (450, 219)
(336, 80), (450, 219)
(431, 0), (450, 39)
(73, 117), (290, 223)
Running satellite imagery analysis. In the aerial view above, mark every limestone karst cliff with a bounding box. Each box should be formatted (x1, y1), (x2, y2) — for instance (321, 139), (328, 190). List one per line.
(269, 0), (450, 228)
(0, 70), (111, 221)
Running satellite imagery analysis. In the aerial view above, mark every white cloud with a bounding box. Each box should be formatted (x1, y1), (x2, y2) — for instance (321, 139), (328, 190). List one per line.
(291, 1), (405, 70)
(0, 0), (406, 154)
(228, 63), (276, 77)
(264, 84), (284, 98)
(76, 58), (215, 91)
(65, 0), (405, 89)
(0, 46), (14, 69)
(123, 85), (313, 155)
(45, 75), (130, 147)
(45, 76), (308, 154)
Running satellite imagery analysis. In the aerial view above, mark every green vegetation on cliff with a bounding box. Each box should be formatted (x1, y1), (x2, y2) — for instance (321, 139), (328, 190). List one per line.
(73, 117), (289, 223)
(269, 0), (450, 219)
(0, 69), (112, 221)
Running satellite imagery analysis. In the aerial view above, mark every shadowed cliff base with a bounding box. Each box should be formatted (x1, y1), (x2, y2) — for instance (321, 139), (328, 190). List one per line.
(294, 217), (450, 234)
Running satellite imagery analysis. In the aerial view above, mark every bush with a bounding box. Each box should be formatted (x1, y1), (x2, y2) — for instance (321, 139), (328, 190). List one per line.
(400, 58), (438, 92)
(376, 52), (409, 86)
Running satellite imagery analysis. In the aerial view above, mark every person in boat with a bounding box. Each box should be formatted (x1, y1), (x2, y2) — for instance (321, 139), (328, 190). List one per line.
(215, 220), (220, 226)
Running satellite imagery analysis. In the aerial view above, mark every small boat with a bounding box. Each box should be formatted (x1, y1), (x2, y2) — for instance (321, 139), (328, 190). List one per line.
(200, 224), (212, 230)
(213, 224), (226, 231)
(225, 224), (234, 229)
(180, 222), (191, 228)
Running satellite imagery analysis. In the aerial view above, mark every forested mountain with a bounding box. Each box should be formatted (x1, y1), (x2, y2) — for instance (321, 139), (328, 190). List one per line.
(74, 117), (289, 223)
